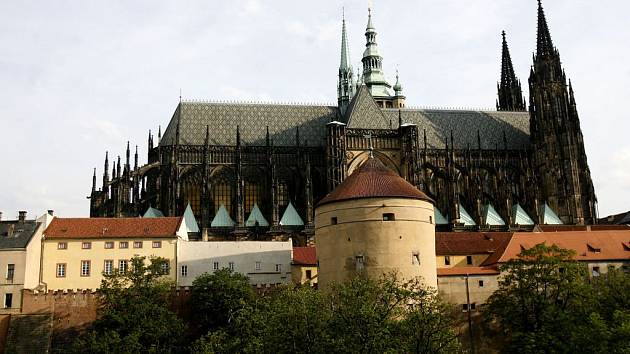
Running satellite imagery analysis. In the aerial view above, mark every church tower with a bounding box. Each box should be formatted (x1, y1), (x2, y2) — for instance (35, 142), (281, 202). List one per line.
(338, 11), (355, 115)
(528, 0), (597, 224)
(361, 8), (392, 106)
(497, 31), (526, 111)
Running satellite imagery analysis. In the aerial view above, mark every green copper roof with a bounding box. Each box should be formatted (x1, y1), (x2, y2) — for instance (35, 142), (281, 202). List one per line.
(211, 205), (235, 227)
(143, 207), (164, 218)
(280, 202), (304, 226)
(483, 204), (506, 226)
(434, 208), (449, 225)
(541, 203), (563, 225)
(183, 203), (199, 233)
(245, 204), (269, 227)
(459, 204), (476, 226)
(512, 204), (535, 225)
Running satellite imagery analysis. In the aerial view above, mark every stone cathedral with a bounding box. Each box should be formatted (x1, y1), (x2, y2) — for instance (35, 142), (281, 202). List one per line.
(89, 1), (597, 243)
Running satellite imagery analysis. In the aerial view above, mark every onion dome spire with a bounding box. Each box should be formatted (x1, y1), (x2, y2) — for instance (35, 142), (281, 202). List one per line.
(497, 31), (526, 111)
(393, 69), (403, 96)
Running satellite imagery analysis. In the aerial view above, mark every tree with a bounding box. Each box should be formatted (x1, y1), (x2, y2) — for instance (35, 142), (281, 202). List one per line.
(70, 256), (185, 354)
(189, 268), (255, 331)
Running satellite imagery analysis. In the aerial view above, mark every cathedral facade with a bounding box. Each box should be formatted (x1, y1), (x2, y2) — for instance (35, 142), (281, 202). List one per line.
(89, 1), (597, 242)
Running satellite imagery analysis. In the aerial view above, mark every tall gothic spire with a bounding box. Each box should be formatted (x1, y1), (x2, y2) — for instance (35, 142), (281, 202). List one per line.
(338, 8), (355, 114)
(536, 0), (555, 59)
(497, 31), (526, 111)
(361, 7), (391, 98)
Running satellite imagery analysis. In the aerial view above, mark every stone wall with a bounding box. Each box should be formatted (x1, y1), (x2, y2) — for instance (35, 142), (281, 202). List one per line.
(0, 314), (10, 354)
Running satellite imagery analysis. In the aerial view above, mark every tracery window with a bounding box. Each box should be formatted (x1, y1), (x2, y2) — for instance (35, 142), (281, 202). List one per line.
(213, 181), (232, 215)
(277, 181), (289, 209)
(182, 181), (201, 216)
(244, 181), (262, 214)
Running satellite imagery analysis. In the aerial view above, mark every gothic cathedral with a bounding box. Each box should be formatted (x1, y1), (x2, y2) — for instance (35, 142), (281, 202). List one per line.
(89, 1), (597, 243)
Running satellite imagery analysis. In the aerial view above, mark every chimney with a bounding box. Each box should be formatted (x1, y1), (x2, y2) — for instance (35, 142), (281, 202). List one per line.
(18, 211), (27, 223)
(48, 210), (54, 216)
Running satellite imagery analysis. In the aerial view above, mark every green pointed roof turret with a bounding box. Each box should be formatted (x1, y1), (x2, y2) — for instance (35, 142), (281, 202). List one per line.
(246, 203), (269, 227)
(211, 204), (235, 227)
(280, 202), (304, 226)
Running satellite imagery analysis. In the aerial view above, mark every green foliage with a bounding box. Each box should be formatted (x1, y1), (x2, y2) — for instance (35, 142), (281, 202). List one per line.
(189, 268), (255, 330)
(70, 256), (185, 354)
(485, 242), (630, 353)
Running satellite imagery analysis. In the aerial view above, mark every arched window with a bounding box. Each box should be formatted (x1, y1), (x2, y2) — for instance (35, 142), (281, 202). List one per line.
(213, 182), (233, 216)
(277, 181), (289, 209)
(182, 181), (201, 216)
(244, 181), (262, 214)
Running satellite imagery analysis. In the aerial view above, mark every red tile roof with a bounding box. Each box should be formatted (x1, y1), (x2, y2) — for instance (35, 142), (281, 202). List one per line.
(435, 232), (513, 264)
(44, 217), (183, 239)
(498, 230), (630, 263)
(535, 225), (630, 232)
(317, 157), (433, 207)
(437, 266), (500, 276)
(293, 247), (317, 265)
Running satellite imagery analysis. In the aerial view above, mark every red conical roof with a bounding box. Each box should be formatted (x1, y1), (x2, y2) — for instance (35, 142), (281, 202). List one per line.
(318, 157), (433, 206)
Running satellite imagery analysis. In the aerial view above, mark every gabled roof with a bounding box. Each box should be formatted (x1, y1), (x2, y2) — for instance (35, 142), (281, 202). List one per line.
(183, 203), (199, 233)
(318, 157), (433, 206)
(143, 207), (164, 218)
(435, 232), (514, 262)
(437, 266), (500, 276)
(345, 85), (390, 129)
(0, 220), (42, 249)
(246, 204), (269, 227)
(498, 230), (630, 263)
(541, 203), (563, 225)
(44, 217), (183, 239)
(293, 247), (317, 265)
(161, 101), (338, 147)
(512, 204), (535, 225)
(483, 204), (505, 226)
(459, 204), (476, 226)
(434, 208), (449, 225)
(211, 205), (235, 227)
(280, 202), (304, 226)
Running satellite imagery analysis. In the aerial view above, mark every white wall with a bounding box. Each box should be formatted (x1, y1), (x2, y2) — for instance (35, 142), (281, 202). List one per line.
(178, 240), (293, 287)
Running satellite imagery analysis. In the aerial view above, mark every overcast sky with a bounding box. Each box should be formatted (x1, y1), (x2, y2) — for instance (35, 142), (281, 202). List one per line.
(0, 0), (628, 219)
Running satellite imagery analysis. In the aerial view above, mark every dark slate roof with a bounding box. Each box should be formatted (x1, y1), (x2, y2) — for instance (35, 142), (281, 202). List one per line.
(160, 101), (339, 147)
(0, 220), (41, 249)
(318, 157), (433, 206)
(384, 109), (530, 149)
(159, 96), (530, 150)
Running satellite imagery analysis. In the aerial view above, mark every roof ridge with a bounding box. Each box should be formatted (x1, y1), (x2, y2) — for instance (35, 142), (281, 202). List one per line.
(181, 98), (337, 107)
(388, 106), (517, 112)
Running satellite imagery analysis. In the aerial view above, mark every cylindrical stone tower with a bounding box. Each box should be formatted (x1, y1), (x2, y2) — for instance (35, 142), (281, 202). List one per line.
(316, 156), (437, 290)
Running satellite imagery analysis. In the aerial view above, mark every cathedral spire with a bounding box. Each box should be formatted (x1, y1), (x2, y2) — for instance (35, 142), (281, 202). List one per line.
(497, 31), (526, 111)
(536, 0), (555, 59)
(338, 8), (355, 114)
(361, 6), (391, 98)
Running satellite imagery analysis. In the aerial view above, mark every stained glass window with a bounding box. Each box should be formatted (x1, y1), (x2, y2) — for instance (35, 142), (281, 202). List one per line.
(182, 182), (201, 216)
(244, 181), (262, 214)
(213, 182), (233, 216)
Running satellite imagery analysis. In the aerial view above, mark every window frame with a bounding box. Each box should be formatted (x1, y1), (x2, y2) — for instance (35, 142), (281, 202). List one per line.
(181, 265), (188, 277)
(444, 256), (451, 266)
(81, 242), (92, 250)
(330, 217), (338, 225)
(213, 261), (219, 271)
(56, 263), (67, 278)
(104, 241), (114, 249)
(133, 241), (143, 249)
(466, 255), (473, 265)
(382, 213), (396, 221)
(152, 241), (162, 248)
(6, 264), (15, 280)
(119, 241), (129, 249)
(103, 260), (113, 275)
(228, 262), (235, 271)
(478, 280), (484, 287)
(4, 293), (13, 309)
(275, 264), (282, 273)
(57, 242), (67, 250)
(255, 261), (261, 271)
(118, 259), (128, 274)
(80, 260), (91, 277)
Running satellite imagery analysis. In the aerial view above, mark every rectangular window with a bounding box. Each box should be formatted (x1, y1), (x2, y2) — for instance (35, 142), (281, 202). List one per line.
(152, 241), (162, 248)
(462, 304), (468, 312)
(119, 241), (128, 249)
(119, 260), (128, 274)
(444, 256), (451, 266)
(56, 263), (66, 278)
(255, 261), (261, 271)
(429, 216), (433, 224)
(104, 260), (113, 275)
(462, 303), (476, 312)
(181, 265), (188, 277)
(6, 264), (15, 280)
(412, 252), (421, 265)
(306, 270), (312, 280)
(331, 217), (338, 225)
(275, 264), (282, 272)
(81, 260), (91, 277)
(104, 242), (114, 249)
(229, 262), (235, 271)
(4, 294), (12, 309)
(355, 255), (365, 272)
(382, 213), (395, 221)
(57, 242), (67, 250)
(466, 256), (473, 265)
(161, 262), (170, 275)
(82, 242), (91, 249)
(213, 262), (219, 271)
(478, 280), (484, 287)
(592, 266), (601, 277)
(133, 241), (143, 249)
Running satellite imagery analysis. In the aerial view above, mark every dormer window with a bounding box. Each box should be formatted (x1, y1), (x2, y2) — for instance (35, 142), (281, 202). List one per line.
(587, 244), (601, 253)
